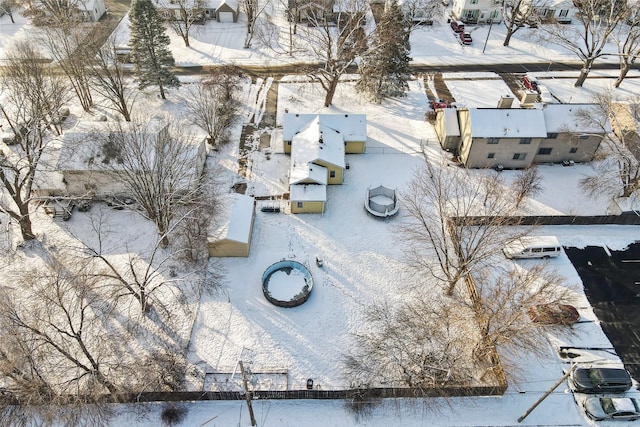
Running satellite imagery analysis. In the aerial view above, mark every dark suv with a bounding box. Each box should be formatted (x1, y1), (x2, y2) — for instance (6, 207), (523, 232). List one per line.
(569, 367), (633, 394)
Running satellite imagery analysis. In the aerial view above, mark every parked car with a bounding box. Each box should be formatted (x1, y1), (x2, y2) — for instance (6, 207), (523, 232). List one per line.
(450, 20), (464, 33)
(528, 304), (579, 325)
(460, 32), (472, 45)
(522, 76), (538, 91)
(569, 366), (633, 394)
(583, 397), (640, 421)
(431, 99), (448, 109)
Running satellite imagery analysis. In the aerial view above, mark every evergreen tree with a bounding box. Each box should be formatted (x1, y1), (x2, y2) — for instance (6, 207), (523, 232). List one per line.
(129, 0), (180, 100)
(357, 0), (411, 102)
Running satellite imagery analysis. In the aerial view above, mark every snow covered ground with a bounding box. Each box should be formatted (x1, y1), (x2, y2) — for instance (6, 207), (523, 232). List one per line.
(2, 5), (640, 427)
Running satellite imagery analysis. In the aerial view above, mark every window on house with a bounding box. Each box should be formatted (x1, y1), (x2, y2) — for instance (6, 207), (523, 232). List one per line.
(513, 153), (527, 160)
(538, 148), (552, 155)
(569, 147), (578, 153)
(287, 141), (292, 145)
(296, 202), (304, 208)
(579, 135), (589, 140)
(519, 138), (532, 144)
(487, 138), (499, 144)
(547, 133), (558, 139)
(559, 9), (568, 17)
(330, 170), (336, 178)
(470, 0), (478, 4)
(488, 153), (495, 159)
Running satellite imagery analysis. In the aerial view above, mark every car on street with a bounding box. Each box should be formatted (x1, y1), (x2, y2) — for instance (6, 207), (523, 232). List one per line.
(430, 99), (448, 109)
(450, 20), (464, 33)
(460, 32), (472, 45)
(569, 366), (633, 394)
(583, 397), (640, 421)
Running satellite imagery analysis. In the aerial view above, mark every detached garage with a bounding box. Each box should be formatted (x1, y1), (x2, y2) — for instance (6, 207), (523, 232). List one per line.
(216, 0), (239, 22)
(208, 194), (255, 257)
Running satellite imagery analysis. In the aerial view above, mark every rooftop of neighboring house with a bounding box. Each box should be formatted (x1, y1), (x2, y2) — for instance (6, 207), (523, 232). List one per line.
(290, 183), (327, 202)
(282, 113), (367, 143)
(542, 104), (611, 134)
(467, 108), (547, 138)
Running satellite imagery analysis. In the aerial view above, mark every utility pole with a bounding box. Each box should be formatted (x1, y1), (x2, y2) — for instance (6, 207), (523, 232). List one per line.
(517, 364), (576, 423)
(239, 360), (257, 426)
(482, 19), (494, 54)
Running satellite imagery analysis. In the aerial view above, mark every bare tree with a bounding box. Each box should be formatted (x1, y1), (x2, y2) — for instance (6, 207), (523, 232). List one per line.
(399, 155), (528, 296)
(185, 66), (243, 147)
(241, 0), (272, 48)
(89, 33), (137, 121)
(19, 0), (84, 25)
(613, 7), (640, 88)
(512, 166), (543, 208)
(0, 41), (70, 241)
(401, 0), (442, 32)
(580, 92), (640, 199)
(501, 0), (546, 46)
(461, 264), (576, 367)
(298, 0), (369, 106)
(157, 0), (205, 47)
(0, 0), (17, 23)
(38, 23), (96, 112)
(539, 0), (626, 87)
(97, 118), (206, 247)
(345, 296), (474, 392)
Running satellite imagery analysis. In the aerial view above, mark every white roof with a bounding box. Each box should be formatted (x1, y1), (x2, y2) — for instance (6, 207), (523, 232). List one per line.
(290, 184), (327, 202)
(218, 0), (237, 9)
(282, 114), (367, 143)
(213, 194), (255, 244)
(291, 116), (346, 168)
(469, 108), (547, 138)
(542, 104), (611, 134)
(290, 163), (327, 185)
(443, 108), (460, 136)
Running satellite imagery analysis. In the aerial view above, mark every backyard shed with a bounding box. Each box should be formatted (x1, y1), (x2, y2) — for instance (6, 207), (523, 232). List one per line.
(208, 194), (256, 257)
(216, 0), (239, 22)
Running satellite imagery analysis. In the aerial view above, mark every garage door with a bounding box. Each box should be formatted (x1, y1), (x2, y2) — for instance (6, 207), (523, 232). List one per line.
(218, 11), (234, 23)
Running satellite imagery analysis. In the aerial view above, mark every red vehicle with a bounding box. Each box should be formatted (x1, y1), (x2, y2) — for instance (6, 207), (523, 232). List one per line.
(460, 32), (472, 45)
(431, 99), (448, 109)
(450, 20), (464, 33)
(522, 76), (538, 91)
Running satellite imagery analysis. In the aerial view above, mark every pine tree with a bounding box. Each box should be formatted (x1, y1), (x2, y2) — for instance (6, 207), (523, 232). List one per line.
(129, 0), (180, 100)
(357, 0), (411, 102)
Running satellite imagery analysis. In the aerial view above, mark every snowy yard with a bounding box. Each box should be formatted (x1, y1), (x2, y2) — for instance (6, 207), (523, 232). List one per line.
(2, 3), (640, 426)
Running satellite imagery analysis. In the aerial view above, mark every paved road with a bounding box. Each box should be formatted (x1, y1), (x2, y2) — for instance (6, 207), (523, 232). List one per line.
(564, 244), (640, 384)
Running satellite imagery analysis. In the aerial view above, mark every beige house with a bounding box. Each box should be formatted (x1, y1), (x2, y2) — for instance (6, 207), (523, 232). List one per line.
(439, 105), (609, 169)
(535, 104), (608, 164)
(283, 113), (366, 213)
(457, 108), (547, 168)
(208, 194), (255, 257)
(57, 121), (208, 198)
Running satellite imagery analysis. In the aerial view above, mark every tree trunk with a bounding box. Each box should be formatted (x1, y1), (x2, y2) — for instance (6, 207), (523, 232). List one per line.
(574, 59), (594, 87)
(18, 206), (36, 241)
(503, 29), (513, 47)
(323, 77), (339, 107)
(614, 62), (630, 88)
(158, 82), (166, 100)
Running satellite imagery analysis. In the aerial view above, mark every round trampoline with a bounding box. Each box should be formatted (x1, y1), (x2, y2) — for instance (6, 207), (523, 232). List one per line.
(262, 260), (314, 307)
(365, 185), (399, 217)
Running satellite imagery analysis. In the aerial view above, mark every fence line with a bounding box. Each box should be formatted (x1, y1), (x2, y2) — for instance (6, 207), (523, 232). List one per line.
(452, 213), (640, 226)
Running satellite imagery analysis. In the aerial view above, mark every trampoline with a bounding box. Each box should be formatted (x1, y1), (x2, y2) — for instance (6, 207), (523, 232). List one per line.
(364, 185), (399, 217)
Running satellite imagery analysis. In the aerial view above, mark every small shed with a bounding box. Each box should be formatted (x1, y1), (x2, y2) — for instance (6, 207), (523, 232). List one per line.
(208, 194), (256, 257)
(216, 0), (239, 22)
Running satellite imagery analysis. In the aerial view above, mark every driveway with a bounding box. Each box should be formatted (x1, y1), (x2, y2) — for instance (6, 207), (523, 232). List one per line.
(564, 244), (640, 383)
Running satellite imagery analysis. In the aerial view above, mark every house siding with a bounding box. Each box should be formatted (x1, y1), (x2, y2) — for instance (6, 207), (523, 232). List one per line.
(291, 201), (325, 213)
(533, 135), (602, 163)
(345, 140), (366, 153)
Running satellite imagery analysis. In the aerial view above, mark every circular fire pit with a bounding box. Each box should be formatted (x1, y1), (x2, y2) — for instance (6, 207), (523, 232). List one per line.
(262, 260), (313, 307)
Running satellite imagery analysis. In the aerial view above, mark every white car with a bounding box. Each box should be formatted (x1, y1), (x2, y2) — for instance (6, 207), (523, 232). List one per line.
(583, 397), (640, 421)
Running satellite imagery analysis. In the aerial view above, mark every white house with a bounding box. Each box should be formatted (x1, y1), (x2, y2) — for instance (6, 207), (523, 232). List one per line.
(533, 0), (576, 23)
(79, 0), (106, 22)
(451, 0), (502, 24)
